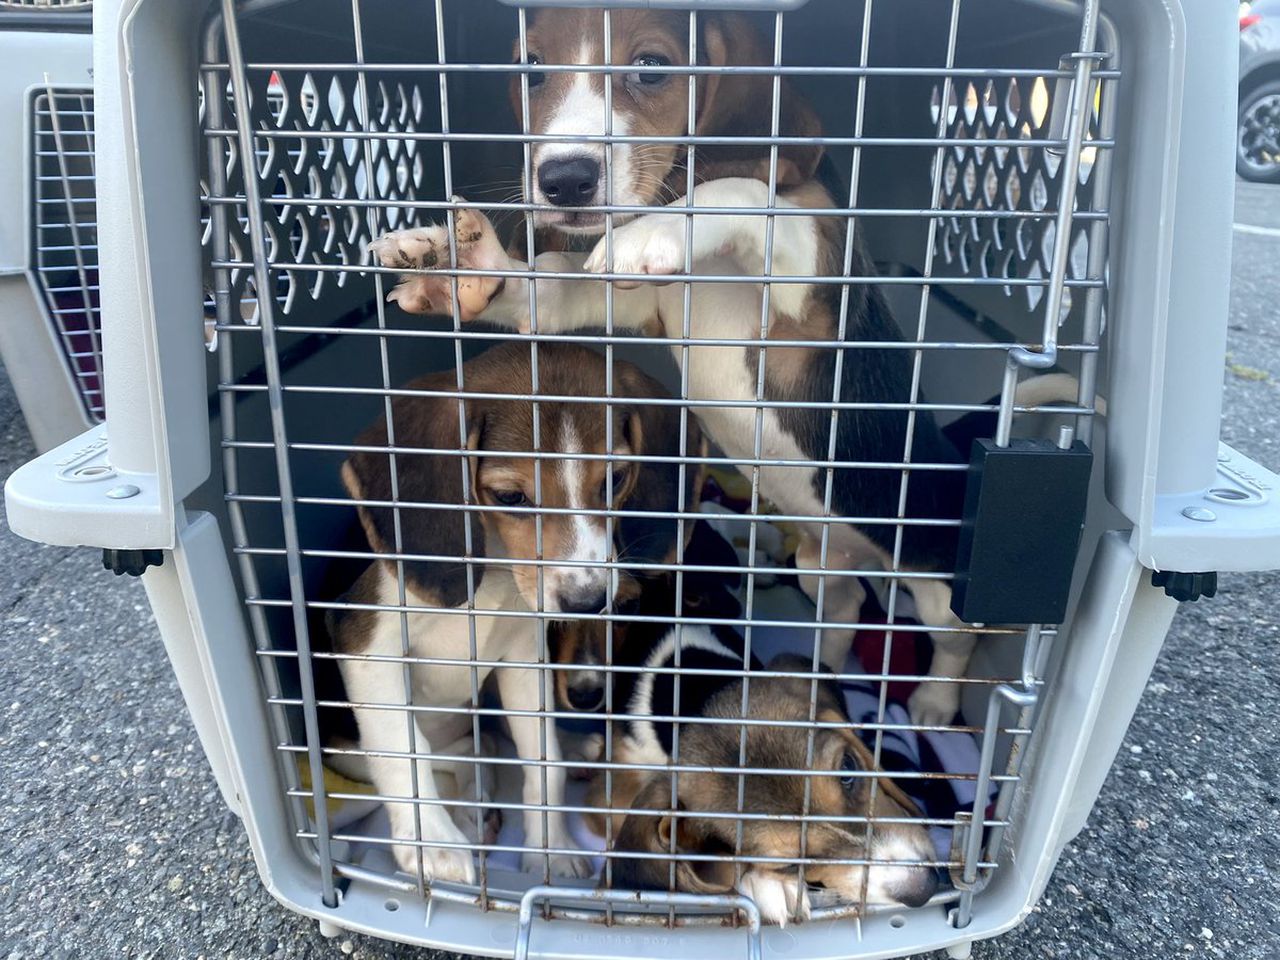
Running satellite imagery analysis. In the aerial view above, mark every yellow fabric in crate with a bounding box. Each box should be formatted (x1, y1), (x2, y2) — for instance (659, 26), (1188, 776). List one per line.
(703, 465), (803, 560)
(295, 756), (376, 820)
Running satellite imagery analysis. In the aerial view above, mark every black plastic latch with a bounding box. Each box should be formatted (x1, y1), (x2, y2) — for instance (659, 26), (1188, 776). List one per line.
(1151, 570), (1218, 602)
(102, 549), (164, 577)
(951, 438), (1093, 625)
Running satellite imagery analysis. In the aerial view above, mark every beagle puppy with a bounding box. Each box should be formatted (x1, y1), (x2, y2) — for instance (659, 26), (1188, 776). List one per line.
(606, 655), (941, 924)
(328, 341), (702, 884)
(368, 9), (1079, 730)
(550, 569), (938, 924)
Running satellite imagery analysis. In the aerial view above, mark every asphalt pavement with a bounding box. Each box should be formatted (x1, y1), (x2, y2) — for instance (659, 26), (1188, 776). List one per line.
(2, 181), (1279, 959)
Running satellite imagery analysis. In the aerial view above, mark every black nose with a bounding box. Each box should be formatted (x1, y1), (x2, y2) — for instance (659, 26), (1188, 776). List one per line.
(566, 684), (605, 712)
(893, 868), (940, 909)
(538, 156), (600, 207)
(558, 590), (608, 614)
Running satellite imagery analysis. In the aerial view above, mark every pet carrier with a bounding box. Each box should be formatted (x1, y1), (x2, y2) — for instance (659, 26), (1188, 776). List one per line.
(0, 1), (100, 450)
(6, 1), (1278, 959)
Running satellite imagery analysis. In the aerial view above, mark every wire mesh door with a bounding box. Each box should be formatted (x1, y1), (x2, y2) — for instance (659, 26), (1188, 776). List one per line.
(200, 0), (1114, 936)
(29, 86), (104, 422)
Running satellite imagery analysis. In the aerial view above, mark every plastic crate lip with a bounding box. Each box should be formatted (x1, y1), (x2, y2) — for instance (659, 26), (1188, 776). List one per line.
(2, 424), (171, 550)
(1139, 442), (1280, 572)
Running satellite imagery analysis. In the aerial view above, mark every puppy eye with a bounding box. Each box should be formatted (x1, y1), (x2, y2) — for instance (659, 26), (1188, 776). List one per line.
(601, 467), (628, 503)
(840, 752), (860, 790)
(626, 53), (670, 87)
(492, 488), (530, 509)
(523, 53), (545, 88)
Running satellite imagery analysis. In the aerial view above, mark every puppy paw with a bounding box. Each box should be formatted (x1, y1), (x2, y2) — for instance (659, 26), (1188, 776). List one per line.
(583, 213), (686, 287)
(739, 870), (811, 927)
(369, 201), (507, 320)
(393, 841), (477, 886)
(391, 815), (477, 885)
(907, 681), (961, 728)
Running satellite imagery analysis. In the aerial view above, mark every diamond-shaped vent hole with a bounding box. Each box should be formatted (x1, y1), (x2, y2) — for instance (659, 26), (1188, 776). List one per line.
(1069, 230), (1089, 280)
(328, 76), (347, 125)
(982, 80), (999, 126)
(1005, 78), (1022, 126)
(1016, 219), (1033, 260)
(962, 82), (979, 125)
(983, 164), (1000, 207)
(1058, 284), (1073, 325)
(1005, 168), (1022, 210)
(1040, 221), (1057, 271)
(1026, 260), (1044, 311)
(993, 122), (1010, 169)
(300, 73), (320, 126)
(1029, 76), (1050, 129)
(1029, 170), (1049, 212)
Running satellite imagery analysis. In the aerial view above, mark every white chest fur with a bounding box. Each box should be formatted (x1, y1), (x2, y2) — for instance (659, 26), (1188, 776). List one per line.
(365, 567), (538, 708)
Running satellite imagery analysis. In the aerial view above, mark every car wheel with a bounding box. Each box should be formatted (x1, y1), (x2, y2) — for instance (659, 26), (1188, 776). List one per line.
(1238, 79), (1280, 184)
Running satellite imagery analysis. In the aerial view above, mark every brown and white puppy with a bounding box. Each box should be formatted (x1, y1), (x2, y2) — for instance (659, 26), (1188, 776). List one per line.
(328, 341), (702, 884)
(549, 566), (937, 924)
(587, 640), (939, 925)
(369, 10), (1079, 728)
(549, 517), (744, 715)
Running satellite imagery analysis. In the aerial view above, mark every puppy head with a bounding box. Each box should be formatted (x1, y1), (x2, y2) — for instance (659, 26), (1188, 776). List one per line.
(548, 581), (641, 713)
(342, 343), (702, 613)
(552, 520), (740, 714)
(512, 10), (823, 234)
(610, 656), (938, 911)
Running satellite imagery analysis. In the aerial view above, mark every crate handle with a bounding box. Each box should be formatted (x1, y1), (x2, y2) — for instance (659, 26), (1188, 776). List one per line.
(515, 885), (763, 960)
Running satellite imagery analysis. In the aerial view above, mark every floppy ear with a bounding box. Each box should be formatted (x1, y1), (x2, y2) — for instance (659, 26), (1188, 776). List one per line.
(341, 372), (488, 608)
(696, 13), (824, 187)
(613, 363), (706, 566)
(609, 775), (738, 895)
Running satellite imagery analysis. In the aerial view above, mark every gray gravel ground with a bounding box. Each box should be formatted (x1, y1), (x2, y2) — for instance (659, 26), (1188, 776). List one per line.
(3, 180), (1280, 960)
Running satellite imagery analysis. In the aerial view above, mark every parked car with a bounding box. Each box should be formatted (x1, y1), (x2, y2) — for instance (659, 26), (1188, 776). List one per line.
(1240, 0), (1280, 181)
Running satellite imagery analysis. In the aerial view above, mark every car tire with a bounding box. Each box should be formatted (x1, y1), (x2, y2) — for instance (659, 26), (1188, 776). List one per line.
(1238, 79), (1280, 184)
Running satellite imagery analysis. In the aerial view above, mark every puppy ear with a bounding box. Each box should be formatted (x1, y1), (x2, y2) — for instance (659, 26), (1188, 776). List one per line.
(697, 13), (824, 187)
(610, 775), (737, 894)
(341, 372), (489, 608)
(613, 363), (705, 566)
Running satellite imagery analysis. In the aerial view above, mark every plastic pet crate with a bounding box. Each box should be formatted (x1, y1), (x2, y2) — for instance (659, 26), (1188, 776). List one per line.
(0, 0), (99, 450)
(6, 1), (1279, 959)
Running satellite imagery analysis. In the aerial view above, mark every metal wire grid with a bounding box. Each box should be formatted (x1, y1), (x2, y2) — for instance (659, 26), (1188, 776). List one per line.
(199, 0), (1113, 934)
(28, 86), (104, 422)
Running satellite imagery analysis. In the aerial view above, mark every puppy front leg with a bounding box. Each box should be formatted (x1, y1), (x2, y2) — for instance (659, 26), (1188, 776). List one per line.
(583, 177), (823, 314)
(903, 579), (976, 728)
(795, 534), (867, 672)
(343, 661), (476, 884)
(369, 202), (659, 333)
(495, 664), (594, 878)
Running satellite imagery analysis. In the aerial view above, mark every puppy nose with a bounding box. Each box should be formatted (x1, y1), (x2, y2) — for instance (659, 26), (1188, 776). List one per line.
(890, 866), (940, 909)
(566, 683), (605, 712)
(557, 589), (608, 614)
(538, 156), (600, 207)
